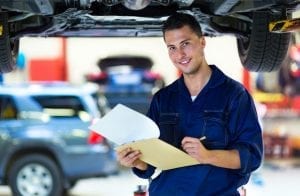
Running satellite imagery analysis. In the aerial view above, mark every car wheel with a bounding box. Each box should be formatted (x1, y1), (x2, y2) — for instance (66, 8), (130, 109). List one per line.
(237, 11), (291, 72)
(0, 11), (15, 73)
(8, 154), (64, 196)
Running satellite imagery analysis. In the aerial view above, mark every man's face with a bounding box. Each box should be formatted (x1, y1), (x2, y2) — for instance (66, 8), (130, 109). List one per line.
(164, 25), (205, 75)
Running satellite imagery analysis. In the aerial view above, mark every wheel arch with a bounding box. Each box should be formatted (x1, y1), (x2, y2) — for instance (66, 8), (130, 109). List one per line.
(3, 147), (68, 187)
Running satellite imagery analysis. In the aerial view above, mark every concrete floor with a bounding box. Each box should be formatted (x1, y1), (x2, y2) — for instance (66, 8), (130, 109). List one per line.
(1, 159), (300, 196)
(74, 160), (300, 196)
(246, 161), (300, 196)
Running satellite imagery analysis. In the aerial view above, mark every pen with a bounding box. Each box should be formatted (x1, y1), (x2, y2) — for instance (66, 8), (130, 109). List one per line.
(199, 136), (206, 141)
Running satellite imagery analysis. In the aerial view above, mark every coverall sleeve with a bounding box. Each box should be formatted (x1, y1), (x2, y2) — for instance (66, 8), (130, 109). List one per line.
(132, 165), (156, 179)
(227, 89), (263, 176)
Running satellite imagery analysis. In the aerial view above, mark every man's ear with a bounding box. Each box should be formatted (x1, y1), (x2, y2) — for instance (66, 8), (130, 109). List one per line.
(200, 36), (206, 47)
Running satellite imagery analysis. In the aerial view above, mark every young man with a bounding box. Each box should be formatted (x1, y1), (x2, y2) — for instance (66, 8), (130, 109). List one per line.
(117, 13), (263, 195)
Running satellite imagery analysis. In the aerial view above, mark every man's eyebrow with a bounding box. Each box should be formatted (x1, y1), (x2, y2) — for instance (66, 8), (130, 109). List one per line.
(167, 39), (191, 48)
(180, 39), (190, 44)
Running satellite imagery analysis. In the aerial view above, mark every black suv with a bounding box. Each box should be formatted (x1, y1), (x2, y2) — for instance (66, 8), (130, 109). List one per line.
(0, 83), (118, 196)
(86, 55), (165, 114)
(0, 0), (299, 73)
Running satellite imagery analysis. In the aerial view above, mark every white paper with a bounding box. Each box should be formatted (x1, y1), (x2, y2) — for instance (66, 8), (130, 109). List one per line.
(89, 104), (159, 145)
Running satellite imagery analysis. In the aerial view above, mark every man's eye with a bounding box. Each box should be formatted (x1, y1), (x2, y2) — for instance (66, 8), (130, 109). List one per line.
(182, 42), (189, 47)
(168, 47), (176, 51)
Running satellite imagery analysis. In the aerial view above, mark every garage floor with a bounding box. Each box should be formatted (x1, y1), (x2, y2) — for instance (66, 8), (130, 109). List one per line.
(245, 159), (300, 196)
(71, 159), (300, 196)
(2, 159), (299, 196)
(69, 159), (300, 196)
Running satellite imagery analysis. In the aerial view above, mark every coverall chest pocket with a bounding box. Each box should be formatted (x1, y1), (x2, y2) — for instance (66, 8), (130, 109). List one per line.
(203, 110), (228, 149)
(158, 113), (180, 148)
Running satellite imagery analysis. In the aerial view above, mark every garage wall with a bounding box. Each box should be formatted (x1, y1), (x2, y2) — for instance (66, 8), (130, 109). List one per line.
(66, 35), (243, 85)
(66, 37), (176, 84)
(205, 36), (243, 82)
(5, 35), (243, 85)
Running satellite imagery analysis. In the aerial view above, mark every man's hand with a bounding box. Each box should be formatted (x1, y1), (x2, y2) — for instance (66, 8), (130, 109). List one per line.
(116, 147), (148, 170)
(181, 136), (210, 164)
(181, 136), (241, 169)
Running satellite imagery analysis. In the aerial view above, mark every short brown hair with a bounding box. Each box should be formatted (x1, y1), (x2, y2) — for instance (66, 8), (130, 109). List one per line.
(162, 12), (202, 39)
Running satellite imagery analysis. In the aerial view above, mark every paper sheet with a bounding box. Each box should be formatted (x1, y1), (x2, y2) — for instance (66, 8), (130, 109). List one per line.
(89, 104), (159, 145)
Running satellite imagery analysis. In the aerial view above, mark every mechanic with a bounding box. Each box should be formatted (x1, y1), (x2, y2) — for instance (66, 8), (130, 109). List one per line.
(117, 12), (263, 195)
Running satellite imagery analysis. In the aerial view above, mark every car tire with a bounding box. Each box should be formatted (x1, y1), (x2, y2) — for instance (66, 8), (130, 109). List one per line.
(0, 11), (15, 73)
(237, 11), (291, 72)
(8, 154), (64, 196)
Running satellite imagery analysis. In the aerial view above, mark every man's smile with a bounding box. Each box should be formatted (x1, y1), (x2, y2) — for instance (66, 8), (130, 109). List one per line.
(179, 58), (191, 65)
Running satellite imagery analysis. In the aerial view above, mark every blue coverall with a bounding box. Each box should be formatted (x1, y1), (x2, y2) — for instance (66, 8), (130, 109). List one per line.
(133, 65), (263, 196)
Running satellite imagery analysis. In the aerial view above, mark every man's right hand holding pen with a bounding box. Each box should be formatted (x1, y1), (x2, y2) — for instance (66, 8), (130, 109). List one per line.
(182, 136), (241, 169)
(181, 136), (209, 164)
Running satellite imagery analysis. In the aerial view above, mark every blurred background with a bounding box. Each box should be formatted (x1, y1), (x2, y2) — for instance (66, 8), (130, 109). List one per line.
(1, 32), (300, 195)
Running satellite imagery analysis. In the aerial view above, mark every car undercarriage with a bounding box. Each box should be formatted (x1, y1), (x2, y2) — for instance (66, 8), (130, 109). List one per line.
(1, 0), (300, 73)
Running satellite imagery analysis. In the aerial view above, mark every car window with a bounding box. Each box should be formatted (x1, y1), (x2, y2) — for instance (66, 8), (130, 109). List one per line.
(31, 95), (85, 118)
(0, 96), (18, 120)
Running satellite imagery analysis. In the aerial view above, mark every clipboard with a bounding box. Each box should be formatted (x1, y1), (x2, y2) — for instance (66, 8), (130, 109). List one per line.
(89, 104), (199, 170)
(115, 138), (199, 170)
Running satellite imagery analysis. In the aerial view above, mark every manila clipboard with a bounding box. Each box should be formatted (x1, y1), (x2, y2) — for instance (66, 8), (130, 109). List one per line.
(89, 104), (199, 170)
(115, 138), (199, 170)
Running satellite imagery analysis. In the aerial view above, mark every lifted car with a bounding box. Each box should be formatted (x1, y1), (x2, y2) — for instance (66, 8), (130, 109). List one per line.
(0, 0), (299, 73)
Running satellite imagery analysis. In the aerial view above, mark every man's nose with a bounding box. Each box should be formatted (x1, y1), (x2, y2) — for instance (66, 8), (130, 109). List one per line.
(177, 48), (186, 58)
